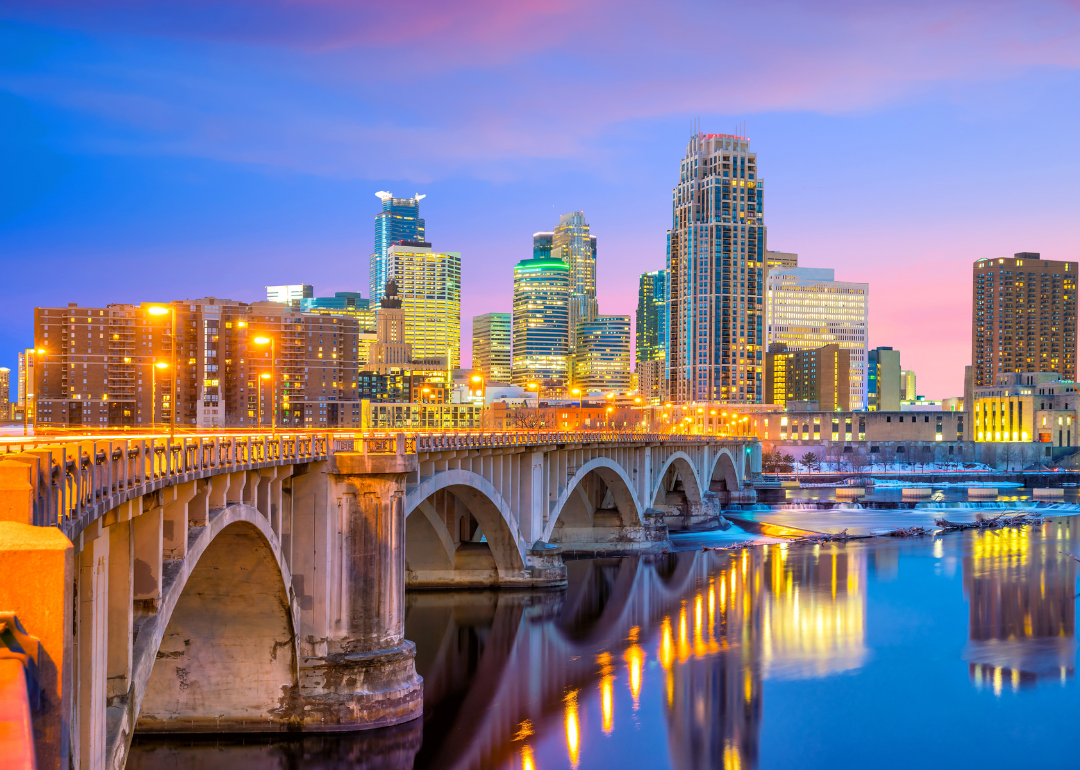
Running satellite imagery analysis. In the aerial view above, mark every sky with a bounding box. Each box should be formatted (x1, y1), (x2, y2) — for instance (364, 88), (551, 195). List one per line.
(2, 0), (1080, 399)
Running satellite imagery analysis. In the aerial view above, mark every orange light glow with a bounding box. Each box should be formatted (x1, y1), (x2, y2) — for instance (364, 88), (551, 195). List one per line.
(253, 337), (271, 345)
(147, 306), (169, 316)
(564, 690), (580, 768)
(624, 643), (645, 707)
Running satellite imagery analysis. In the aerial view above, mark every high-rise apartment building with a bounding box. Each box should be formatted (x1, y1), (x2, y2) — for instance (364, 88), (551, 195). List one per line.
(266, 285), (313, 305)
(551, 212), (598, 341)
(472, 313), (512, 383)
(370, 192), (426, 304)
(766, 266), (869, 409)
(667, 132), (765, 403)
(512, 256), (570, 388)
(900, 369), (917, 401)
(867, 347), (901, 411)
(33, 300), (364, 430)
(636, 270), (668, 403)
(573, 315), (632, 392)
(972, 253), (1077, 387)
(384, 241), (461, 370)
(765, 343), (850, 411)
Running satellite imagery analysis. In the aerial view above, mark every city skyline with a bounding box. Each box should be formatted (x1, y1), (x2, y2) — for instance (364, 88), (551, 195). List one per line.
(4, 2), (1080, 400)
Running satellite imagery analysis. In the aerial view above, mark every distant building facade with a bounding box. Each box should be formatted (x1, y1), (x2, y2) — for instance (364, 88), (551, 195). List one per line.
(765, 251), (797, 269)
(512, 256), (570, 388)
(265, 285), (313, 305)
(0, 367), (8, 419)
(766, 266), (869, 410)
(384, 241), (461, 369)
(573, 315), (632, 391)
(472, 312), (512, 383)
(765, 343), (850, 411)
(901, 369), (917, 401)
(868, 347), (901, 411)
(972, 253), (1077, 387)
(636, 269), (668, 403)
(973, 372), (1079, 447)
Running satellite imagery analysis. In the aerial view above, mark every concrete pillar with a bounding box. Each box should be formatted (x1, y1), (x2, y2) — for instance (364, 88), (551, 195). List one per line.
(294, 449), (422, 729)
(105, 516), (132, 702)
(521, 451), (545, 544)
(132, 501), (162, 609)
(208, 473), (230, 512)
(0, 522), (73, 770)
(162, 481), (196, 561)
(77, 530), (109, 770)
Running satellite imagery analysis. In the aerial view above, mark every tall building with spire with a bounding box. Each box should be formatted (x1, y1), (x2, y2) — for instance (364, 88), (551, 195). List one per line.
(667, 132), (765, 403)
(370, 192), (426, 303)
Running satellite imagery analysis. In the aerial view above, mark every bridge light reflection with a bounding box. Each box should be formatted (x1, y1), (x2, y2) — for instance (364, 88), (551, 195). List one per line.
(564, 689), (580, 767)
(624, 643), (645, 707)
(597, 652), (615, 733)
(521, 743), (536, 770)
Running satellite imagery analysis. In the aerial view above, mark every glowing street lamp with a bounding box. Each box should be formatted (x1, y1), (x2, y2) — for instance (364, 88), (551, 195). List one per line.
(151, 361), (169, 428)
(527, 382), (540, 434)
(258, 372), (270, 427)
(571, 388), (582, 428)
(252, 336), (276, 431)
(147, 305), (177, 439)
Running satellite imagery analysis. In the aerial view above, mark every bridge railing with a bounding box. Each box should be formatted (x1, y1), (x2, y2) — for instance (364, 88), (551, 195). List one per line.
(2, 434), (331, 540)
(412, 430), (755, 452)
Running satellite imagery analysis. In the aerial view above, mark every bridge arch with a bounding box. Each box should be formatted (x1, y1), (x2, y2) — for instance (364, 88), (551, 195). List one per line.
(709, 448), (741, 493)
(650, 451), (705, 509)
(544, 457), (644, 542)
(405, 470), (527, 582)
(135, 507), (299, 734)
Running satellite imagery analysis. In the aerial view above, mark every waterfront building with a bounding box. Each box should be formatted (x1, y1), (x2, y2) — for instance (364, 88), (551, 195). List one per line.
(637, 270), (669, 403)
(751, 409), (964, 444)
(766, 266), (869, 410)
(667, 131), (765, 404)
(551, 211), (598, 342)
(265, 285), (313, 305)
(973, 371), (1078, 447)
(765, 343), (850, 411)
(901, 369), (917, 401)
(370, 191), (426, 303)
(867, 347), (901, 412)
(472, 313), (512, 383)
(511, 256), (570, 388)
(32, 300), (364, 430)
(973, 253), (1077, 387)
(573, 315), (632, 391)
(384, 241), (461, 369)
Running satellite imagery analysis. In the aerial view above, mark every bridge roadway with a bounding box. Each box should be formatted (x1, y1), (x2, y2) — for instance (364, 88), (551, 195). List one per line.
(0, 429), (759, 769)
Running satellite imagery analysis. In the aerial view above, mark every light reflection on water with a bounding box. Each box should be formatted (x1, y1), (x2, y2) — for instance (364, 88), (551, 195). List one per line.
(129, 518), (1080, 770)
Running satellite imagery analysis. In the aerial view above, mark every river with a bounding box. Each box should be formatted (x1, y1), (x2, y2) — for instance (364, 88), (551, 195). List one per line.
(130, 515), (1080, 769)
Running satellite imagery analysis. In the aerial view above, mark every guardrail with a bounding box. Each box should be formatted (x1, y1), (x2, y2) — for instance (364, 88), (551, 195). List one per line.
(1, 431), (756, 541)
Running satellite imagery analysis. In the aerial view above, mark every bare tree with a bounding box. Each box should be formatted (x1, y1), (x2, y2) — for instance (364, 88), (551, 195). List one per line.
(1000, 442), (1019, 471)
(850, 452), (870, 475)
(507, 408), (540, 429)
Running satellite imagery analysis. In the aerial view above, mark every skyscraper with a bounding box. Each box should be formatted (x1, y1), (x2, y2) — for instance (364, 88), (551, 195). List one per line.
(637, 270), (668, 403)
(533, 232), (554, 260)
(512, 256), (570, 388)
(384, 241), (461, 369)
(766, 266), (869, 409)
(972, 253), (1077, 387)
(551, 211), (598, 341)
(867, 347), (901, 411)
(573, 315), (632, 391)
(472, 313), (512, 383)
(0, 367), (9, 419)
(370, 192), (426, 303)
(667, 132), (765, 403)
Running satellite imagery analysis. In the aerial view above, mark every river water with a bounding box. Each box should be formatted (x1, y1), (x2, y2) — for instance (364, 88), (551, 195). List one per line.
(130, 516), (1080, 769)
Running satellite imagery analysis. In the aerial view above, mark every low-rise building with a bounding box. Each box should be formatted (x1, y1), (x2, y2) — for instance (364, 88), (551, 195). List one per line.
(973, 372), (1079, 447)
(765, 343), (850, 411)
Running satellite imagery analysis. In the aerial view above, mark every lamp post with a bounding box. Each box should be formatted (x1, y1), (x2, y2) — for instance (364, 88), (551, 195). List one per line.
(571, 388), (582, 429)
(24, 348), (44, 436)
(147, 305), (177, 439)
(151, 361), (168, 429)
(253, 336), (276, 431)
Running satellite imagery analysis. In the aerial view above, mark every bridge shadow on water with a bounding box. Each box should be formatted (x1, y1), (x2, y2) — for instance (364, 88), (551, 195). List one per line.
(130, 517), (1080, 770)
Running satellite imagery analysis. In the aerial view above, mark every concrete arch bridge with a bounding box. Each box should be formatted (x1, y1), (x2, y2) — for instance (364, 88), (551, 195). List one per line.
(0, 430), (758, 769)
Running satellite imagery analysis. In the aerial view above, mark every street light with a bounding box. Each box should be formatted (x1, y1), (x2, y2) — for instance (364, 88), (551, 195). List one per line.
(147, 305), (177, 439)
(151, 362), (169, 428)
(24, 348), (45, 436)
(571, 388), (582, 429)
(527, 382), (540, 434)
(258, 372), (270, 427)
(252, 336), (276, 431)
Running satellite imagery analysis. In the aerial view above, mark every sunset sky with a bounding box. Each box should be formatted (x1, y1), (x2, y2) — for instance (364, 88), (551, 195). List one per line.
(3, 0), (1080, 397)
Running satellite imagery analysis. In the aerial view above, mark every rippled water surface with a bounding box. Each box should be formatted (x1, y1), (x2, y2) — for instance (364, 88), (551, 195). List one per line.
(131, 516), (1080, 769)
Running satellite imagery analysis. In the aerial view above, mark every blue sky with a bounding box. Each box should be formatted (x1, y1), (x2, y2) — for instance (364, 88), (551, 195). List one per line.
(3, 0), (1080, 397)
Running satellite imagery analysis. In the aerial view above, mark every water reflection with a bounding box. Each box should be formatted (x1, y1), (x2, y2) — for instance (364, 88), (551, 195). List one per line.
(128, 519), (1080, 770)
(962, 518), (1078, 693)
